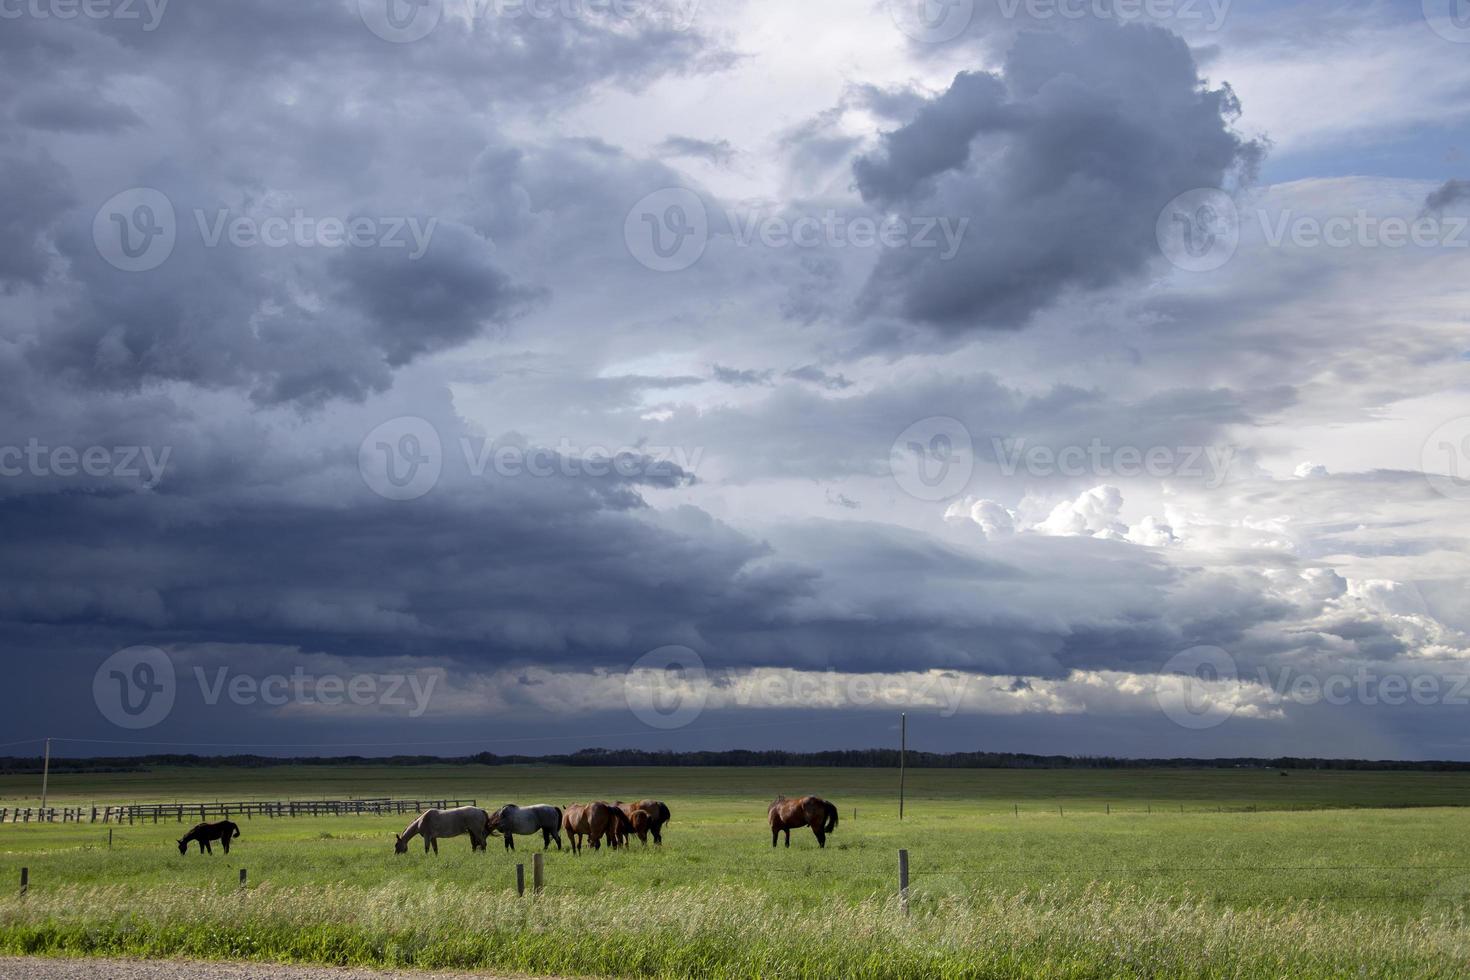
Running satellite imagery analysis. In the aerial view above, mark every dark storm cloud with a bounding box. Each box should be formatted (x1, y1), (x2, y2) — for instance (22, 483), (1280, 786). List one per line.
(657, 135), (737, 166)
(1422, 179), (1470, 214)
(0, 0), (731, 407)
(0, 153), (73, 288)
(850, 23), (1263, 330)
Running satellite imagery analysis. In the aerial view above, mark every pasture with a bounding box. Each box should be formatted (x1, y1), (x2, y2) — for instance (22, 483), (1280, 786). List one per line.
(2, 766), (1470, 977)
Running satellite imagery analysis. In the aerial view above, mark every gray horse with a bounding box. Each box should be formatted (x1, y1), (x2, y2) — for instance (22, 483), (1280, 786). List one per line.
(487, 803), (563, 851)
(394, 806), (490, 855)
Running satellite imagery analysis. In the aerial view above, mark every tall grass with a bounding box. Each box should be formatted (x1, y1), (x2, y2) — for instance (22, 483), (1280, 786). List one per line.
(4, 881), (1468, 978)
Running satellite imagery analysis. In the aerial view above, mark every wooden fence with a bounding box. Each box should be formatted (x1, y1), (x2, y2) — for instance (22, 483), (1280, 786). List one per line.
(0, 798), (477, 824)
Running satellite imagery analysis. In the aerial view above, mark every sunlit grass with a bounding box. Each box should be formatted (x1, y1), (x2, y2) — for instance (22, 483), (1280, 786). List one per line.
(2, 766), (1470, 976)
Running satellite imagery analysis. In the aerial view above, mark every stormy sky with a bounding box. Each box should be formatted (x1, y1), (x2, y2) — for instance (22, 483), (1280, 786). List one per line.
(3, 0), (1469, 760)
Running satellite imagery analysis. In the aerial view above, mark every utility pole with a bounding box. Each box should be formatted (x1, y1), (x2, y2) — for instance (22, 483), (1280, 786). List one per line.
(39, 738), (51, 814)
(899, 713), (906, 820)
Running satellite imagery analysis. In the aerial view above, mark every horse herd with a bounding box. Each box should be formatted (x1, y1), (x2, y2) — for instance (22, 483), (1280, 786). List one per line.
(174, 793), (839, 857)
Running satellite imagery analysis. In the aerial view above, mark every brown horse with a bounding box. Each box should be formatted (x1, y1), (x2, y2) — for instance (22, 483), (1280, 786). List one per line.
(768, 795), (838, 848)
(562, 801), (632, 854)
(611, 803), (650, 847)
(613, 800), (672, 845)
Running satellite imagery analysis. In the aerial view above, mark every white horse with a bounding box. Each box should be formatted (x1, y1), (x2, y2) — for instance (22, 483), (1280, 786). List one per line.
(487, 803), (563, 851)
(394, 806), (490, 855)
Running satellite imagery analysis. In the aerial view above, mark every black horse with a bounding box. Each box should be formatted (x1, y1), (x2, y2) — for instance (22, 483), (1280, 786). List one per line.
(178, 820), (240, 855)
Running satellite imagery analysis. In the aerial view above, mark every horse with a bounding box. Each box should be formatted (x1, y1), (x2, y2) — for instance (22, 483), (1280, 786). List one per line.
(177, 820), (240, 855)
(614, 800), (672, 845)
(394, 806), (490, 855)
(487, 803), (563, 851)
(768, 795), (838, 848)
(562, 801), (631, 854)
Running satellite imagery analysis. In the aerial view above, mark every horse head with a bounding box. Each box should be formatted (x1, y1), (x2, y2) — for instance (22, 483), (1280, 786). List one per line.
(176, 838), (187, 855)
(393, 834), (408, 854)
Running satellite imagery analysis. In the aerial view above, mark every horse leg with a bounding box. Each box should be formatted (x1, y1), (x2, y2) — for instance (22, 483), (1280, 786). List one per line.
(784, 828), (791, 848)
(222, 836), (231, 855)
(203, 840), (212, 855)
(771, 826), (779, 848)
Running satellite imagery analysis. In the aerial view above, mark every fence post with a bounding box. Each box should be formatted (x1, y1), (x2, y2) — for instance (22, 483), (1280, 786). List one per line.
(1106, 803), (1110, 815)
(897, 849), (909, 916)
(1014, 803), (1018, 817)
(516, 863), (525, 897)
(239, 869), (247, 891)
(532, 853), (544, 895)
(108, 828), (114, 849)
(19, 868), (28, 898)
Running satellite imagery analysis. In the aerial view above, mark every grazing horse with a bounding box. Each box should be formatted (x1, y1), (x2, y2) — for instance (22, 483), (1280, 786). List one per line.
(488, 803), (563, 851)
(178, 820), (240, 856)
(394, 806), (490, 855)
(562, 802), (631, 854)
(613, 800), (672, 845)
(768, 796), (838, 848)
(611, 803), (648, 847)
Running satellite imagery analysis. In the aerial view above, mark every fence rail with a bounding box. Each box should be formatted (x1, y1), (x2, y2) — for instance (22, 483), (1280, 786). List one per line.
(0, 798), (476, 824)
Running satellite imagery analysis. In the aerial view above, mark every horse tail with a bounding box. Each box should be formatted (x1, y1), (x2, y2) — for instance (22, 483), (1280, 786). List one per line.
(614, 807), (634, 833)
(554, 807), (563, 830)
(232, 823), (241, 839)
(658, 802), (671, 825)
(823, 801), (838, 834)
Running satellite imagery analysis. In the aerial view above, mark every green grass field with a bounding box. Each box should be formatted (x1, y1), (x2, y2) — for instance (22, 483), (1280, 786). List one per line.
(2, 766), (1469, 977)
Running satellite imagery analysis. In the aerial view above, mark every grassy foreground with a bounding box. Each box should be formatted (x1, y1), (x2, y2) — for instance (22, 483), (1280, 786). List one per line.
(2, 766), (1470, 977)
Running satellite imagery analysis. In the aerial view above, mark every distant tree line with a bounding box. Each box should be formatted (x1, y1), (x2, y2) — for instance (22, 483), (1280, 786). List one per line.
(4, 747), (1470, 774)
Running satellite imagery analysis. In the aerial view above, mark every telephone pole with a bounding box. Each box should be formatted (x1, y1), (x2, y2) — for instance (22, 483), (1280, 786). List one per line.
(899, 713), (906, 820)
(40, 738), (51, 814)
